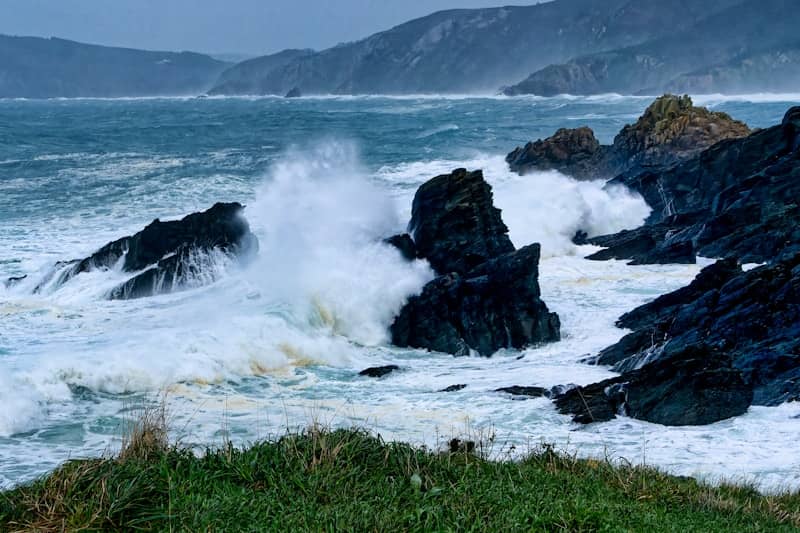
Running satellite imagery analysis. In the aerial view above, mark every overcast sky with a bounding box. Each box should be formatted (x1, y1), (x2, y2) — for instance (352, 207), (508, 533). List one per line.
(0, 1), (536, 56)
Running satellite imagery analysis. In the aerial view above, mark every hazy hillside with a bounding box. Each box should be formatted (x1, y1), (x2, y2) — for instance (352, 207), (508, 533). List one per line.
(0, 35), (229, 98)
(208, 49), (314, 95)
(505, 0), (799, 96)
(208, 0), (742, 95)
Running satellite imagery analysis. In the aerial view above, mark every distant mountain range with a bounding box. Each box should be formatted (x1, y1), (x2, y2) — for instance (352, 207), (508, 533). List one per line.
(1, 0), (798, 98)
(207, 0), (744, 95)
(0, 35), (228, 98)
(504, 0), (800, 96)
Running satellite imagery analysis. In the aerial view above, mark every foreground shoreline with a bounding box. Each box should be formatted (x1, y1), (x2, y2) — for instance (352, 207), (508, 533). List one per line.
(2, 426), (798, 531)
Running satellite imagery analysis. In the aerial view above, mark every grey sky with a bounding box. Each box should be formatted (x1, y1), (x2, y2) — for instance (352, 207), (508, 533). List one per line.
(0, 1), (535, 56)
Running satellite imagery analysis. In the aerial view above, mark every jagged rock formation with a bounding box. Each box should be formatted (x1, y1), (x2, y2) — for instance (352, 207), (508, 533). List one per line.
(37, 203), (257, 299)
(555, 346), (753, 426)
(408, 169), (514, 275)
(0, 35), (228, 98)
(391, 244), (561, 356)
(504, 0), (798, 96)
(506, 127), (611, 179)
(390, 169), (560, 356)
(609, 95), (750, 174)
(507, 95), (750, 180)
(207, 0), (740, 95)
(588, 106), (800, 264)
(586, 254), (800, 409)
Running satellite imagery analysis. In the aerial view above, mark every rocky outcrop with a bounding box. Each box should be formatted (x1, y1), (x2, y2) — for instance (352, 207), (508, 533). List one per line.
(359, 365), (400, 378)
(506, 95), (749, 181)
(41, 203), (257, 299)
(390, 170), (560, 356)
(409, 169), (514, 275)
(496, 386), (550, 398)
(505, 127), (612, 179)
(391, 244), (560, 356)
(609, 95), (750, 175)
(587, 106), (800, 265)
(555, 346), (753, 426)
(591, 255), (800, 407)
(384, 234), (417, 261)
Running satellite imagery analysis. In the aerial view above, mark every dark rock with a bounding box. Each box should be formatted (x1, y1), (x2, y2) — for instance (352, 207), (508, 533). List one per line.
(409, 168), (514, 276)
(555, 346), (753, 426)
(506, 95), (749, 187)
(3, 275), (27, 288)
(358, 365), (400, 378)
(584, 220), (697, 265)
(284, 87), (302, 98)
(572, 230), (589, 246)
(385, 233), (417, 261)
(594, 254), (800, 406)
(506, 127), (612, 180)
(391, 244), (560, 356)
(439, 384), (467, 393)
(590, 105), (800, 265)
(495, 386), (549, 398)
(40, 203), (257, 299)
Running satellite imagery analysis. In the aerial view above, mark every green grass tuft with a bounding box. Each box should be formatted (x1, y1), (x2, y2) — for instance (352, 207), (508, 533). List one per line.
(1, 427), (798, 531)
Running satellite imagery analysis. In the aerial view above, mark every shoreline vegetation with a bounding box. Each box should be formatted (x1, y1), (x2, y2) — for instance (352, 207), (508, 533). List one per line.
(1, 408), (799, 531)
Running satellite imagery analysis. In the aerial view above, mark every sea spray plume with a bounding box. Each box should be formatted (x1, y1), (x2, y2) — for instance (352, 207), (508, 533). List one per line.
(378, 155), (653, 258)
(244, 141), (434, 346)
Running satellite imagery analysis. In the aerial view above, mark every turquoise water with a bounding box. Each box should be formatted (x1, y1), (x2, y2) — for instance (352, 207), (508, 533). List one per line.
(1, 94), (799, 491)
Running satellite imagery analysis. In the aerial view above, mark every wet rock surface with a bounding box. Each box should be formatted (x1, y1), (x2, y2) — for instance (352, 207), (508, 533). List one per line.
(506, 95), (749, 181)
(592, 255), (800, 407)
(359, 365), (401, 378)
(391, 244), (560, 357)
(555, 346), (753, 426)
(408, 168), (514, 276)
(588, 105), (800, 265)
(506, 127), (611, 180)
(38, 203), (257, 299)
(391, 170), (560, 357)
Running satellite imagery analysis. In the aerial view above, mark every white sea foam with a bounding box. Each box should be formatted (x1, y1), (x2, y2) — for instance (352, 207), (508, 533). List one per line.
(1, 115), (798, 494)
(378, 154), (651, 257)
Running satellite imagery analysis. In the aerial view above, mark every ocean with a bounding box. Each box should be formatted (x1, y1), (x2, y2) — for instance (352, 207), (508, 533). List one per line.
(1, 94), (798, 491)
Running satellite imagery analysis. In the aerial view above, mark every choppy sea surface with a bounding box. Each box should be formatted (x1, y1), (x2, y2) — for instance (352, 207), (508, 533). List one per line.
(1, 94), (799, 491)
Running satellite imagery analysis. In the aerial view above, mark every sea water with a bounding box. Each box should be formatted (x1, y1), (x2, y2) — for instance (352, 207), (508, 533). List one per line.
(1, 94), (799, 491)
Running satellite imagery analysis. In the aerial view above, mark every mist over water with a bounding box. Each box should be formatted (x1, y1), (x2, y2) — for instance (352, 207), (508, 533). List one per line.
(1, 95), (799, 491)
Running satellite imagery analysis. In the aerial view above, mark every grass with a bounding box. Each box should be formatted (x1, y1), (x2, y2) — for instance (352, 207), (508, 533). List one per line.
(1, 414), (798, 532)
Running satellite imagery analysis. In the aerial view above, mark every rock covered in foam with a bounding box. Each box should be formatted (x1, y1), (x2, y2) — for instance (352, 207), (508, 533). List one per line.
(42, 202), (258, 299)
(409, 168), (514, 276)
(555, 345), (753, 426)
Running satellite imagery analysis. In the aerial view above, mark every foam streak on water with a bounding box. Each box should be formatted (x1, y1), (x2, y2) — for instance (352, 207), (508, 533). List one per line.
(1, 96), (799, 492)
